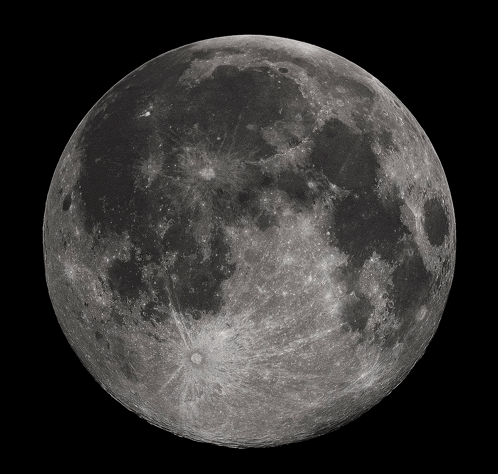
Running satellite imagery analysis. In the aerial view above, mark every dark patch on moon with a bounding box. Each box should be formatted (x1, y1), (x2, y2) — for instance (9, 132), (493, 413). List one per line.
(163, 64), (310, 158)
(332, 187), (408, 268)
(341, 294), (374, 332)
(210, 179), (258, 226)
(237, 189), (271, 231)
(275, 169), (312, 206)
(163, 222), (236, 316)
(376, 129), (399, 153)
(72, 46), (195, 242)
(384, 246), (432, 345)
(110, 309), (126, 326)
(309, 118), (379, 190)
(162, 216), (198, 257)
(255, 210), (279, 231)
(76, 85), (150, 237)
(62, 193), (72, 211)
(423, 197), (449, 246)
(107, 249), (146, 302)
(141, 300), (168, 324)
(121, 362), (139, 382)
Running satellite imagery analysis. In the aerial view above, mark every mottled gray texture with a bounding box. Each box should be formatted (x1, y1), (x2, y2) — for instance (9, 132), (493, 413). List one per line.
(44, 35), (455, 447)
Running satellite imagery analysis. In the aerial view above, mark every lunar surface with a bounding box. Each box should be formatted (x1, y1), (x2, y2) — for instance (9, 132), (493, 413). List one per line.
(43, 35), (456, 447)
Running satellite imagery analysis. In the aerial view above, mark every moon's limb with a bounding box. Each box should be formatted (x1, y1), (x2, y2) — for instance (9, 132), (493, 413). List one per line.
(44, 35), (455, 447)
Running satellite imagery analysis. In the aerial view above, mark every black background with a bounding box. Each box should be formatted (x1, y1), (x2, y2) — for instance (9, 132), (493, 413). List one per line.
(36, 21), (466, 467)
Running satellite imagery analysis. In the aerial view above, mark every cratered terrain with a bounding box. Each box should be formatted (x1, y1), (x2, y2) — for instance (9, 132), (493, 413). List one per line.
(43, 35), (456, 447)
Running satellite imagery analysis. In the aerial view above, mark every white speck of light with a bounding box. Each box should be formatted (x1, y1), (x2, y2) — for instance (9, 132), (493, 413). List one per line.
(139, 105), (153, 117)
(283, 254), (294, 265)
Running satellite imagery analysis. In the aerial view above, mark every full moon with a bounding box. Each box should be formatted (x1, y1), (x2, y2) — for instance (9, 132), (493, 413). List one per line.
(43, 35), (456, 447)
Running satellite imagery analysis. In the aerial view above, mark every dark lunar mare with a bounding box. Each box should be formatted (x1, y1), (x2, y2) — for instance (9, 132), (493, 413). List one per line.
(72, 56), (325, 321)
(71, 47), (437, 345)
(309, 116), (433, 345)
(422, 197), (449, 247)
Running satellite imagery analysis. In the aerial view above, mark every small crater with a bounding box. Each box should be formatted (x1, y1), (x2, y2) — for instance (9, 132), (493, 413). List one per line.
(278, 67), (289, 73)
(416, 306), (427, 321)
(62, 193), (72, 211)
(191, 352), (203, 364)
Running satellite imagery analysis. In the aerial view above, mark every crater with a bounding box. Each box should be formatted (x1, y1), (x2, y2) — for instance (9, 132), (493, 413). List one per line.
(199, 166), (216, 180)
(62, 192), (72, 211)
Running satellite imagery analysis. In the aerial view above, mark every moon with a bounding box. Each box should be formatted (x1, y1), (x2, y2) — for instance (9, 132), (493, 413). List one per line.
(43, 35), (456, 447)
